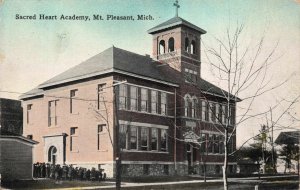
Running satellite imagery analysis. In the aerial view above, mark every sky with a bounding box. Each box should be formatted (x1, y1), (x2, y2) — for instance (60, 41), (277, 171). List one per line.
(0, 0), (299, 146)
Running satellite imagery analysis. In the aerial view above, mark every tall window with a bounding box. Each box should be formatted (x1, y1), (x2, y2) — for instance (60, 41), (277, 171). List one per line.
(213, 135), (219, 154)
(229, 106), (235, 125)
(159, 40), (165, 55)
(161, 92), (167, 115)
(130, 126), (137, 149)
(168, 37), (175, 52)
(140, 88), (148, 112)
(160, 129), (168, 152)
(97, 124), (105, 150)
(130, 86), (138, 111)
(97, 84), (106, 110)
(119, 84), (127, 109)
(70, 127), (78, 151)
(184, 97), (190, 117)
(48, 100), (58, 126)
(222, 105), (227, 124)
(219, 136), (225, 154)
(217, 104), (222, 124)
(210, 103), (216, 122)
(151, 91), (158, 114)
(202, 101), (209, 121)
(185, 37), (189, 52)
(228, 139), (233, 153)
(119, 125), (127, 149)
(151, 128), (158, 151)
(192, 99), (197, 118)
(207, 134), (213, 153)
(27, 104), (32, 124)
(141, 127), (149, 151)
(191, 40), (196, 54)
(70, 89), (78, 113)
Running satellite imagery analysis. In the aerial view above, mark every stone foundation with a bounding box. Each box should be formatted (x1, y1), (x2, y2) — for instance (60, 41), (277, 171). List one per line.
(193, 163), (237, 175)
(67, 162), (236, 178)
(119, 163), (188, 177)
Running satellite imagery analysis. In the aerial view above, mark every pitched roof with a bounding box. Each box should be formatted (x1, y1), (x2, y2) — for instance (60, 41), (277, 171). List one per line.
(275, 131), (300, 145)
(198, 79), (242, 102)
(148, 16), (206, 34)
(38, 46), (178, 89)
(20, 46), (239, 101)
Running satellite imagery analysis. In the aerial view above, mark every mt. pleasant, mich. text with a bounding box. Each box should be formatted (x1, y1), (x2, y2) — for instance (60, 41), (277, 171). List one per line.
(15, 14), (154, 21)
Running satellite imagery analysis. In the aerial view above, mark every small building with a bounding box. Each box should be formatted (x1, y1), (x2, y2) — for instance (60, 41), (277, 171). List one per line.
(275, 131), (300, 174)
(237, 158), (259, 175)
(0, 130), (38, 181)
(275, 131), (300, 145)
(0, 98), (23, 135)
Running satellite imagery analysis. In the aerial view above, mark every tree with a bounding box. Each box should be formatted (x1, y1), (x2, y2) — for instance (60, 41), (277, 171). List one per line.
(165, 22), (299, 190)
(276, 131), (300, 174)
(199, 22), (300, 189)
(279, 143), (299, 173)
(251, 125), (277, 173)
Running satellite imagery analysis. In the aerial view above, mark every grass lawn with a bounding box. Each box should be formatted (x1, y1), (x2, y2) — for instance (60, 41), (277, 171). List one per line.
(122, 175), (214, 183)
(1, 175), (298, 190)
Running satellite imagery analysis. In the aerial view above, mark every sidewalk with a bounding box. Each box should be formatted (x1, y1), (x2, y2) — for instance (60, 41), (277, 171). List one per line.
(49, 174), (298, 190)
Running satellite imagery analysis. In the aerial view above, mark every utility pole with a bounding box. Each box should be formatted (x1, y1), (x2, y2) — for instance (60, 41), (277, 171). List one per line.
(174, 88), (177, 174)
(270, 107), (276, 173)
(113, 80), (127, 190)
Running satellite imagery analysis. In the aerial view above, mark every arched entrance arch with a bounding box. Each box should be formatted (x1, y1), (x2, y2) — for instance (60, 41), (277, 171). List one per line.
(43, 134), (67, 165)
(48, 146), (57, 165)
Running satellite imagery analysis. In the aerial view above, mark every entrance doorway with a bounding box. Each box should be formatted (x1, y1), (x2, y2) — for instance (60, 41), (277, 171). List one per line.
(187, 144), (193, 174)
(48, 146), (57, 165)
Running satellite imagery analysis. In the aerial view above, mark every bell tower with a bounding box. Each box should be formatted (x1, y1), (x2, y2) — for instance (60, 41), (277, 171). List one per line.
(147, 1), (206, 78)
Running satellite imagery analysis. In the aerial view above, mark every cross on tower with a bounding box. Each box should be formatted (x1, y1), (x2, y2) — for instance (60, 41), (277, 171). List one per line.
(173, 0), (180, 17)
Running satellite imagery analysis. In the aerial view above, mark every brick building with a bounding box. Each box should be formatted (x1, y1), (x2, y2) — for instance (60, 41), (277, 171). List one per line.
(21, 15), (239, 177)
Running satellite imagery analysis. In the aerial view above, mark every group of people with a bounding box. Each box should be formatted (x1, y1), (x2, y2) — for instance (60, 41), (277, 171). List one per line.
(33, 162), (106, 181)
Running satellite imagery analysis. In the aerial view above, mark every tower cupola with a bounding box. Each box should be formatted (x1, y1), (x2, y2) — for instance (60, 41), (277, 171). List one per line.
(148, 1), (206, 77)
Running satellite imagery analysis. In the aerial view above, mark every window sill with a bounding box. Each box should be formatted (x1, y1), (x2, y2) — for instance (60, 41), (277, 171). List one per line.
(70, 112), (79, 115)
(180, 117), (234, 126)
(119, 109), (173, 118)
(98, 149), (108, 152)
(48, 125), (60, 128)
(70, 150), (79, 153)
(206, 153), (225, 156)
(122, 149), (169, 154)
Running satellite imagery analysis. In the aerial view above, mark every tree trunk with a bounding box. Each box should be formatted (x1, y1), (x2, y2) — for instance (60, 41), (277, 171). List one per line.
(223, 129), (228, 190)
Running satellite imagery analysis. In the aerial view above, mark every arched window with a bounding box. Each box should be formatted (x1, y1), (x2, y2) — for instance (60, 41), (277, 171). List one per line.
(191, 97), (198, 118)
(159, 40), (165, 55)
(184, 94), (192, 117)
(191, 40), (196, 54)
(48, 146), (57, 164)
(184, 97), (190, 117)
(168, 37), (175, 52)
(185, 37), (189, 52)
